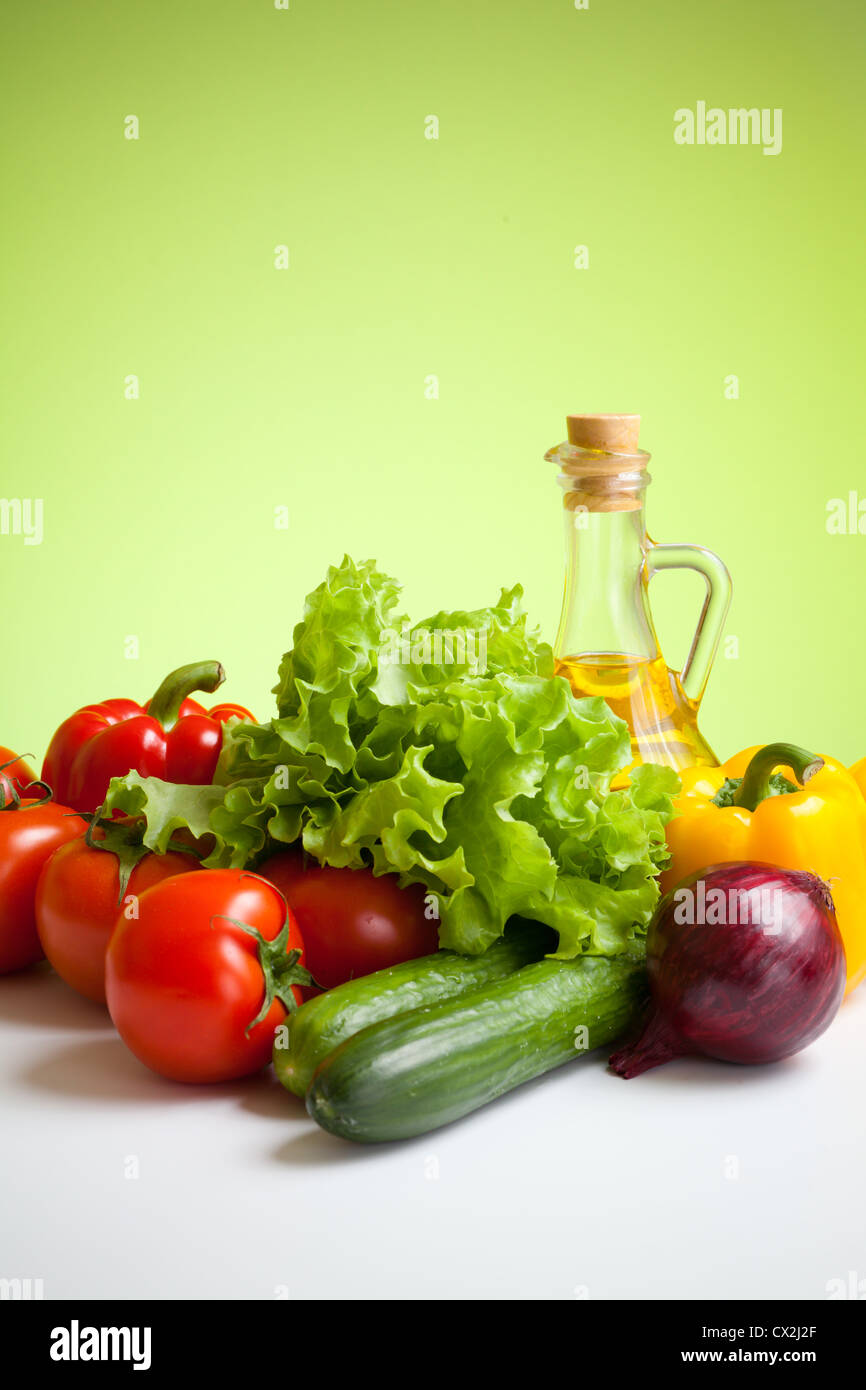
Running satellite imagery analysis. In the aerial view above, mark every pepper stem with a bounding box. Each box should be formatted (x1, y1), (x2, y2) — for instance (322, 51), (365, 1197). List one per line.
(732, 742), (824, 813)
(147, 661), (226, 731)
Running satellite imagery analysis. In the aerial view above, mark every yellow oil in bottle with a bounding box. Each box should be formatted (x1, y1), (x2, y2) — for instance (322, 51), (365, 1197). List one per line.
(555, 651), (719, 783)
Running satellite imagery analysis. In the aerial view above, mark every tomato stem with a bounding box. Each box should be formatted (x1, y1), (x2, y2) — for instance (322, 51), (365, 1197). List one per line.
(0, 777), (54, 811)
(0, 753), (34, 769)
(81, 812), (205, 903)
(216, 913), (317, 1034)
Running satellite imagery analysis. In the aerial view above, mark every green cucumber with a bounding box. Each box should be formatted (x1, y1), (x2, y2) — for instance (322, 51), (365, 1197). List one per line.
(306, 953), (647, 1143)
(274, 919), (555, 1098)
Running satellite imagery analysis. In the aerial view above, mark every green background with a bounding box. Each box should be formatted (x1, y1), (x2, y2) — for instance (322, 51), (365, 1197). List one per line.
(2, 0), (863, 768)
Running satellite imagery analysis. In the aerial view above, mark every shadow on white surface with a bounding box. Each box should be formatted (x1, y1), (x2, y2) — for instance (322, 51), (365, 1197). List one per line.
(22, 1034), (308, 1118)
(0, 964), (113, 1030)
(23, 1036), (227, 1104)
(270, 1051), (621, 1165)
(272, 1126), (386, 1166)
(238, 1068), (308, 1122)
(613, 1050), (816, 1089)
(269, 1039), (828, 1167)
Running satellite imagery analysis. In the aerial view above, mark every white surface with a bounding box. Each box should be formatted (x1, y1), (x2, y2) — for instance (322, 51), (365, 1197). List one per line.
(1, 963), (864, 1301)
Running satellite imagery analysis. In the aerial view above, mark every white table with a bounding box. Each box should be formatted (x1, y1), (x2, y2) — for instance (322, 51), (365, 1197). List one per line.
(2, 965), (863, 1301)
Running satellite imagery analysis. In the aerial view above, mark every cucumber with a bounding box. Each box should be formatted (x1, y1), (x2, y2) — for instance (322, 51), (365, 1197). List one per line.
(274, 919), (555, 1098)
(306, 953), (647, 1143)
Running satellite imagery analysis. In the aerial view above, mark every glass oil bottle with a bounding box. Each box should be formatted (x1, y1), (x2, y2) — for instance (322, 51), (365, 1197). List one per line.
(547, 413), (732, 777)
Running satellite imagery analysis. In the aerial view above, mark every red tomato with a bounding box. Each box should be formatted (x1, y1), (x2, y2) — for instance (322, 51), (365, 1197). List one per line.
(36, 836), (200, 1004)
(105, 869), (308, 1083)
(258, 854), (438, 990)
(0, 799), (87, 973)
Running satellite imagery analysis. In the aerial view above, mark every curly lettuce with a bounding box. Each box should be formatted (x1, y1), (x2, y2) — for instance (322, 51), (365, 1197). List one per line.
(103, 555), (678, 958)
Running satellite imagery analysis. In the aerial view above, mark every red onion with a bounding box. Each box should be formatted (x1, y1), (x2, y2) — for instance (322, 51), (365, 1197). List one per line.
(609, 862), (846, 1078)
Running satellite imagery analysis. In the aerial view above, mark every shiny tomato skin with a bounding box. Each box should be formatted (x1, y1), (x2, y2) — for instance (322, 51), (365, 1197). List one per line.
(36, 839), (200, 1004)
(0, 800), (88, 973)
(258, 855), (438, 990)
(105, 869), (305, 1083)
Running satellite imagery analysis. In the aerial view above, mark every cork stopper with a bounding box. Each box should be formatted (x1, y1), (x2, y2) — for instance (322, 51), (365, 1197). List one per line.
(566, 414), (641, 454)
(547, 412), (649, 514)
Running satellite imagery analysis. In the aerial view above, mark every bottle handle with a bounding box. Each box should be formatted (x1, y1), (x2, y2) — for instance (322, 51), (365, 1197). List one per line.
(644, 543), (732, 705)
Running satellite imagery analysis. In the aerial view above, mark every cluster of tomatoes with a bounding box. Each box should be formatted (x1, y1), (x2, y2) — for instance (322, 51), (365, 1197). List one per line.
(0, 744), (438, 1087)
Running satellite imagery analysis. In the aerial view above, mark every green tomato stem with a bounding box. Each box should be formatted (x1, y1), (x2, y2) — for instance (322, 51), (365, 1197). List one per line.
(216, 914), (317, 1034)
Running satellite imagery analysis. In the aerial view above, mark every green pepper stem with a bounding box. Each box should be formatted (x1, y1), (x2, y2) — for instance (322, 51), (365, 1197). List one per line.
(732, 742), (824, 812)
(147, 661), (225, 731)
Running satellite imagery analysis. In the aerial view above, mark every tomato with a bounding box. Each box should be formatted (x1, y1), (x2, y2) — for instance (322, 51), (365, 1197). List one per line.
(258, 854), (438, 990)
(105, 869), (309, 1083)
(0, 798), (87, 974)
(36, 835), (200, 1004)
(0, 747), (37, 804)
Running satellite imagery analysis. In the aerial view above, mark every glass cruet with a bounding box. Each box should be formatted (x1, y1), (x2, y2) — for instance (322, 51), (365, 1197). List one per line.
(546, 412), (732, 776)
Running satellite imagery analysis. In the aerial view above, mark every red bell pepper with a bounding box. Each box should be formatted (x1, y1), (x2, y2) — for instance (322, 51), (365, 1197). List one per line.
(41, 661), (254, 813)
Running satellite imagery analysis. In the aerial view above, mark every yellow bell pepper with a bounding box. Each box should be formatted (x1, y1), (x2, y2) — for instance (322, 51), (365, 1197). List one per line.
(661, 743), (866, 994)
(852, 757), (866, 802)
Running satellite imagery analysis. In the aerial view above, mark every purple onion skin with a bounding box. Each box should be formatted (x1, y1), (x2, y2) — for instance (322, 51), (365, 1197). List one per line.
(610, 863), (846, 1078)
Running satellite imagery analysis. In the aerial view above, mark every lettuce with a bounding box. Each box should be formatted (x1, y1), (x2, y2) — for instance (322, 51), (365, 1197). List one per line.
(102, 555), (678, 958)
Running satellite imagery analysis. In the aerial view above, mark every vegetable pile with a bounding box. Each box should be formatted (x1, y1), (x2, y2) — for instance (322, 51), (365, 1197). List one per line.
(100, 556), (678, 961)
(0, 555), (861, 1145)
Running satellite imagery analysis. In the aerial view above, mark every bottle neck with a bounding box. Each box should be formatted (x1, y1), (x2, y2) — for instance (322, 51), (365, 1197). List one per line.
(556, 504), (660, 662)
(545, 442), (660, 664)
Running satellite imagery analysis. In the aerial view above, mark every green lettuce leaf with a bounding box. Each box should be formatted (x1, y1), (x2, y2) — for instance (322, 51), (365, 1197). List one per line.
(101, 555), (679, 957)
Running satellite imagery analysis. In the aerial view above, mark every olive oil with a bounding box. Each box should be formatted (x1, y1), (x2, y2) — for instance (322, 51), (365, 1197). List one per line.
(555, 651), (718, 778)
